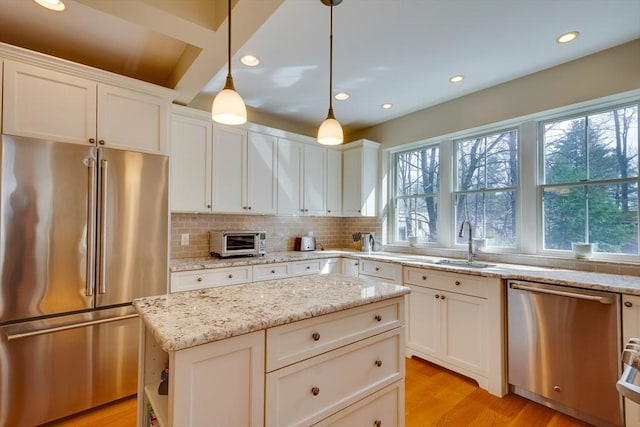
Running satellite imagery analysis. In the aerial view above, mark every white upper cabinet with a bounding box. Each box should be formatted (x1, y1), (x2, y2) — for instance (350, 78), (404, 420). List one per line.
(96, 83), (168, 154)
(303, 144), (327, 216)
(212, 127), (277, 214)
(170, 109), (213, 213)
(277, 138), (331, 216)
(326, 149), (342, 216)
(2, 59), (171, 154)
(342, 139), (380, 217)
(3, 60), (97, 145)
(276, 138), (303, 215)
(246, 132), (277, 214)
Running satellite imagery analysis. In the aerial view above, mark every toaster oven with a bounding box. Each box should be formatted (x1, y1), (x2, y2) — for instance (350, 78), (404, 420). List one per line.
(209, 231), (266, 258)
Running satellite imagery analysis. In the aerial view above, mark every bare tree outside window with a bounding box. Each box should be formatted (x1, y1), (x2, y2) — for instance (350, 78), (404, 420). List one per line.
(455, 130), (518, 247)
(393, 146), (439, 243)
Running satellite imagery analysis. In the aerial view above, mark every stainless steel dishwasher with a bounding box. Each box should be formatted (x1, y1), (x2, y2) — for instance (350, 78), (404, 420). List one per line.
(508, 280), (623, 427)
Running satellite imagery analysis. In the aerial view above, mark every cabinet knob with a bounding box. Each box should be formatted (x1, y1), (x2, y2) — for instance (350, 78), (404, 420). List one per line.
(271, 270), (276, 274)
(311, 386), (320, 396)
(441, 295), (446, 300)
(207, 204), (211, 209)
(89, 138), (96, 144)
(374, 360), (382, 367)
(305, 209), (308, 212)
(374, 421), (382, 427)
(455, 281), (461, 286)
(98, 140), (105, 145)
(625, 301), (633, 308)
(312, 332), (320, 341)
(374, 314), (382, 322)
(327, 210), (331, 213)
(306, 265), (311, 270)
(375, 267), (380, 271)
(435, 294), (440, 299)
(422, 275), (427, 280)
(355, 262), (359, 266)
(197, 277), (203, 282)
(228, 274), (233, 279)
(358, 210), (361, 213)
(248, 206), (252, 210)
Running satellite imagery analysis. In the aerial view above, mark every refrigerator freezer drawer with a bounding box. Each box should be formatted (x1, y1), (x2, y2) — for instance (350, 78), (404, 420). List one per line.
(0, 308), (139, 426)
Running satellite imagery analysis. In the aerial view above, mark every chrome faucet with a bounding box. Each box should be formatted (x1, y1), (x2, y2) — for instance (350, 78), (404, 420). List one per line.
(458, 220), (475, 263)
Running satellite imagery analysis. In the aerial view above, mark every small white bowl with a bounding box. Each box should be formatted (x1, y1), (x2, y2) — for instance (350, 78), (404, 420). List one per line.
(572, 242), (596, 259)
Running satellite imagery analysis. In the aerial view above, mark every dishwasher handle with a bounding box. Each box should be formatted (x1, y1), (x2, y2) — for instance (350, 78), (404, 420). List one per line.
(509, 281), (614, 304)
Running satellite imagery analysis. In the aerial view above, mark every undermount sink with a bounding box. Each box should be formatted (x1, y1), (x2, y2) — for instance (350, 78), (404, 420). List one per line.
(435, 259), (495, 268)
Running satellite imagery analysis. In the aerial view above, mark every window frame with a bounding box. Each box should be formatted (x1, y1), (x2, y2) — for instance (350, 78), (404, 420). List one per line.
(537, 101), (640, 259)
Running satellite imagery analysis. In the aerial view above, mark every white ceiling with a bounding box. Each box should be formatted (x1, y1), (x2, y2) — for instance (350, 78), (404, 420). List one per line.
(1, 0), (639, 134)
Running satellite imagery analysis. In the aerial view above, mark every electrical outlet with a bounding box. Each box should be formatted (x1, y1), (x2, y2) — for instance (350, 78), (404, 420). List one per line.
(180, 233), (189, 246)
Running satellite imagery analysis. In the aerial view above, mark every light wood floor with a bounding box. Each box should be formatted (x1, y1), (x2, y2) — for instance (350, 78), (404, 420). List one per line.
(47, 357), (592, 427)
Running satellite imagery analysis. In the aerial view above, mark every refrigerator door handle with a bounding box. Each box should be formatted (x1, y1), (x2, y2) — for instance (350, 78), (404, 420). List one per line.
(98, 158), (108, 295)
(5, 313), (138, 341)
(86, 158), (97, 296)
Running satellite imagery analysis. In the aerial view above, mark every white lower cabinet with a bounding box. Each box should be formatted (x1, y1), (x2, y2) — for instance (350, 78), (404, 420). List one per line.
(359, 259), (403, 284)
(622, 294), (640, 426)
(138, 297), (405, 427)
(170, 266), (252, 292)
(404, 267), (506, 397)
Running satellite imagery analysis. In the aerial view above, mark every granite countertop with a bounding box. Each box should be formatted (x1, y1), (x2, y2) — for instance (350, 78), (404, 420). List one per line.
(133, 274), (410, 352)
(171, 250), (640, 295)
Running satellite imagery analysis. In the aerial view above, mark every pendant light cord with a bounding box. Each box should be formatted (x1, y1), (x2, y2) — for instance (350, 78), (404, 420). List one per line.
(227, 0), (232, 77)
(328, 4), (334, 113)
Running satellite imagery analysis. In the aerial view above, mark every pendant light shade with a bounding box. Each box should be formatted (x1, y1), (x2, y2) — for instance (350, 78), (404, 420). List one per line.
(317, 0), (343, 145)
(212, 0), (247, 125)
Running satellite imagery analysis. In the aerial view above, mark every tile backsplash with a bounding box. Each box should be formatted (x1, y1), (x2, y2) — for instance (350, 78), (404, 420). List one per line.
(171, 213), (382, 259)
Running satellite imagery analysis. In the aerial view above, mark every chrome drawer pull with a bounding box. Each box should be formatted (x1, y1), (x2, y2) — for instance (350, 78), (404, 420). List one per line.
(374, 315), (382, 322)
(375, 360), (382, 367)
(312, 332), (320, 341)
(311, 386), (320, 396)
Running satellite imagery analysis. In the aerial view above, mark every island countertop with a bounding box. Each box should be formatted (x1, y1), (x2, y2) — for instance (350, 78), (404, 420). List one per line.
(133, 274), (411, 352)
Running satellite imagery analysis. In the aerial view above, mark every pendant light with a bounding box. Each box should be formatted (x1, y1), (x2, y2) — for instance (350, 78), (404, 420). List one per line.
(212, 0), (247, 125)
(317, 0), (343, 145)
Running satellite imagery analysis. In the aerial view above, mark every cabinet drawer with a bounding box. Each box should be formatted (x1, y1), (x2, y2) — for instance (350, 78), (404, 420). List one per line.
(404, 267), (487, 298)
(170, 267), (252, 292)
(290, 259), (322, 276)
(254, 263), (289, 281)
(312, 380), (404, 427)
(265, 329), (403, 427)
(359, 260), (401, 282)
(266, 298), (403, 372)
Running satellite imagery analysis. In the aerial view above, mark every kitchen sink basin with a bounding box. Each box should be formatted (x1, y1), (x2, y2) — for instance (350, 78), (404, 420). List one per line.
(435, 259), (495, 268)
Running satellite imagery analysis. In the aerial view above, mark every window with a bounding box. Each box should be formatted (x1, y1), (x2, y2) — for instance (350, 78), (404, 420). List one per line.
(454, 130), (518, 247)
(541, 104), (639, 254)
(392, 145), (439, 243)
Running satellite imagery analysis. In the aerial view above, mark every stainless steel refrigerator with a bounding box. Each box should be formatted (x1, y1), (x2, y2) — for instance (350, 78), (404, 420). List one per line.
(0, 135), (168, 426)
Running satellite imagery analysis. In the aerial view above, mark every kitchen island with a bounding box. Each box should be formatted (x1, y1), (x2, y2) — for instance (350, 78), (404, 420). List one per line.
(133, 274), (410, 427)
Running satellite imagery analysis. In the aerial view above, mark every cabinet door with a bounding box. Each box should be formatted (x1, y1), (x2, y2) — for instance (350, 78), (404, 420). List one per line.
(170, 114), (212, 212)
(303, 144), (326, 215)
(97, 83), (168, 154)
(326, 149), (342, 216)
(342, 259), (359, 277)
(442, 291), (486, 374)
(406, 285), (441, 357)
(276, 138), (303, 215)
(247, 132), (277, 214)
(622, 294), (640, 426)
(212, 126), (246, 213)
(342, 146), (363, 216)
(171, 331), (265, 427)
(3, 60), (97, 145)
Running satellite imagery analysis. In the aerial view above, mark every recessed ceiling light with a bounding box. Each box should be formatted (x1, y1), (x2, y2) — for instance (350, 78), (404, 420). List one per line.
(449, 74), (464, 83)
(556, 31), (579, 44)
(33, 0), (66, 11)
(381, 103), (393, 109)
(335, 92), (349, 101)
(240, 54), (260, 67)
